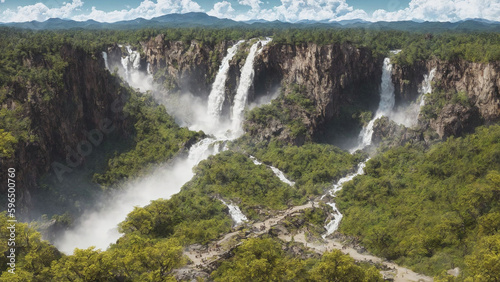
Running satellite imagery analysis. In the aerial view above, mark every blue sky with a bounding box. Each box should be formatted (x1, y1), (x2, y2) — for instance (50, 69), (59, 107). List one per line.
(0, 0), (498, 23)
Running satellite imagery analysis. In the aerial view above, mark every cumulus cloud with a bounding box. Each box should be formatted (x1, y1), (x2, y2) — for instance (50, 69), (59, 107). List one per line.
(73, 0), (203, 22)
(239, 0), (261, 11)
(237, 0), (366, 22)
(0, 0), (498, 23)
(208, 1), (236, 19)
(1, 0), (84, 22)
(371, 0), (500, 22)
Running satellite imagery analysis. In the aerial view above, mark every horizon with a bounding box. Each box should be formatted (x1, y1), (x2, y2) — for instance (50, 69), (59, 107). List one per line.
(0, 0), (499, 24)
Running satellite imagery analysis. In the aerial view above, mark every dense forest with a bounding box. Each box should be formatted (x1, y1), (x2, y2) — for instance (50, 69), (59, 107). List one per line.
(0, 22), (499, 281)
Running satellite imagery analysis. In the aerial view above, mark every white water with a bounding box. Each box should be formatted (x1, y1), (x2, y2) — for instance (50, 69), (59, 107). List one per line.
(115, 46), (154, 92)
(351, 57), (395, 152)
(249, 156), (295, 186)
(102, 52), (110, 70)
(418, 68), (436, 107)
(322, 161), (368, 237)
(55, 142), (222, 253)
(220, 199), (248, 225)
(232, 38), (272, 135)
(390, 67), (437, 128)
(207, 40), (245, 121)
(57, 39), (273, 253)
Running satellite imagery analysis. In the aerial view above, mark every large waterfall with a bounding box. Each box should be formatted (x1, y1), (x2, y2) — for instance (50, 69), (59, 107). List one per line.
(232, 38), (272, 136)
(207, 40), (245, 121)
(351, 57), (396, 152)
(57, 38), (272, 253)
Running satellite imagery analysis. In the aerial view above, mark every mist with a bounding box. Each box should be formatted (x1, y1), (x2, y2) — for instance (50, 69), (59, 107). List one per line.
(55, 39), (274, 253)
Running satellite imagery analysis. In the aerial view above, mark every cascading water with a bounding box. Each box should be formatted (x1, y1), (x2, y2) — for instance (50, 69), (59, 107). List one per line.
(220, 199), (248, 225)
(57, 38), (273, 253)
(55, 141), (222, 253)
(249, 156), (295, 186)
(418, 68), (436, 107)
(113, 45), (153, 92)
(207, 40), (245, 121)
(231, 38), (272, 136)
(322, 161), (368, 237)
(102, 52), (110, 70)
(351, 57), (396, 152)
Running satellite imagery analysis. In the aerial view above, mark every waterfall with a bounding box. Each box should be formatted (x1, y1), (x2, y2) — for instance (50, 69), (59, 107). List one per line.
(322, 161), (368, 237)
(249, 156), (295, 186)
(419, 68), (437, 107)
(57, 38), (275, 254)
(207, 40), (245, 120)
(231, 38), (272, 136)
(55, 137), (223, 253)
(113, 45), (154, 92)
(220, 199), (248, 225)
(351, 57), (396, 152)
(102, 52), (110, 70)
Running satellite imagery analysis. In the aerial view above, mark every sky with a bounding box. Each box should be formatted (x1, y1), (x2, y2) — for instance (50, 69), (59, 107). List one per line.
(0, 0), (498, 23)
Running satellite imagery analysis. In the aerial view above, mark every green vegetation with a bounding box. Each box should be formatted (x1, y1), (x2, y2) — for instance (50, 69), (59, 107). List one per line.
(212, 237), (383, 281)
(421, 89), (473, 120)
(232, 138), (366, 196)
(93, 89), (203, 187)
(337, 125), (500, 278)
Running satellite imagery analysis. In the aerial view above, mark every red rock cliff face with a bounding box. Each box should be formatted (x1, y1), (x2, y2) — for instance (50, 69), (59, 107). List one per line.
(0, 45), (130, 213)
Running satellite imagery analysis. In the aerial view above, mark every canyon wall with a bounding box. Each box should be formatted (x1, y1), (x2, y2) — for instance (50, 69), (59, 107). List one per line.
(0, 45), (131, 213)
(392, 59), (500, 138)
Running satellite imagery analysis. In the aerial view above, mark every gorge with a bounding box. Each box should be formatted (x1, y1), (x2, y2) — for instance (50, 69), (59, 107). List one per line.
(0, 25), (499, 281)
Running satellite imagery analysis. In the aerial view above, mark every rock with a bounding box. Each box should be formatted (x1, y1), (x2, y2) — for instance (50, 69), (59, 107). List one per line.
(430, 104), (482, 139)
(447, 267), (460, 277)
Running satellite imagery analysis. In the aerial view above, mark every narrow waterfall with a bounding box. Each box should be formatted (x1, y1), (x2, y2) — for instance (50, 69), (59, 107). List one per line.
(322, 161), (368, 237)
(119, 45), (153, 92)
(250, 156), (295, 186)
(102, 52), (110, 70)
(352, 57), (396, 152)
(231, 38), (272, 136)
(419, 68), (437, 107)
(220, 199), (248, 225)
(207, 40), (245, 120)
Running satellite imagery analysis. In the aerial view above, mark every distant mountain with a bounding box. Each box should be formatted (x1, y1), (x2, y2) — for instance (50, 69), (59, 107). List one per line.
(1, 13), (499, 32)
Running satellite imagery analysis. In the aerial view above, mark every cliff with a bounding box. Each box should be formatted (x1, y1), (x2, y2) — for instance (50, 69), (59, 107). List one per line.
(0, 45), (130, 214)
(249, 43), (382, 143)
(392, 59), (500, 139)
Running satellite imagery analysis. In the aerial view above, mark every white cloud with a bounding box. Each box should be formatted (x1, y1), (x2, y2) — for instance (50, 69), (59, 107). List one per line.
(0, 0), (498, 23)
(371, 0), (500, 22)
(239, 0), (261, 11)
(73, 0), (203, 22)
(208, 1), (236, 19)
(240, 0), (366, 22)
(1, 0), (5, 4)
(1, 0), (84, 22)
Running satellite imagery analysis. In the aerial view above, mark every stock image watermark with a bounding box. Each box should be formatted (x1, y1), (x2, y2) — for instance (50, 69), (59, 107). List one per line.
(6, 167), (16, 274)
(51, 94), (129, 182)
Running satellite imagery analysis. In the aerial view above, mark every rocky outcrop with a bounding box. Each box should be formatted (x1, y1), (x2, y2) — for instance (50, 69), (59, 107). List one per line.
(392, 61), (428, 105)
(0, 45), (131, 215)
(430, 103), (482, 138)
(249, 43), (382, 143)
(432, 60), (500, 122)
(140, 34), (231, 97)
